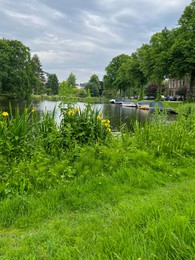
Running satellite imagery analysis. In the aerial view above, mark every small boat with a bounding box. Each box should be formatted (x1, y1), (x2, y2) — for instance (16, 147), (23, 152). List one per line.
(109, 99), (115, 104)
(137, 101), (150, 110)
(122, 101), (137, 107)
(109, 99), (124, 104)
(167, 108), (178, 114)
(149, 101), (164, 111)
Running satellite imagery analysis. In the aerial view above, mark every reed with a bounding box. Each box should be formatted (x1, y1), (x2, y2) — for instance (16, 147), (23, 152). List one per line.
(130, 106), (195, 157)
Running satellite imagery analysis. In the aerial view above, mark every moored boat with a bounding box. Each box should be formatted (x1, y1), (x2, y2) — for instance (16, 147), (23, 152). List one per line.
(109, 99), (124, 104)
(122, 101), (137, 107)
(149, 101), (164, 111)
(137, 101), (150, 110)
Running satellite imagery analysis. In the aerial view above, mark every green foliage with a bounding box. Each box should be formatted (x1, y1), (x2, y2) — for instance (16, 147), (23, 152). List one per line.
(0, 39), (34, 99)
(60, 102), (111, 148)
(85, 74), (101, 97)
(0, 105), (63, 196)
(31, 54), (46, 95)
(76, 88), (88, 98)
(85, 82), (99, 97)
(104, 54), (130, 95)
(45, 73), (59, 95)
(59, 80), (68, 96)
(176, 85), (187, 99)
(131, 106), (195, 157)
(66, 72), (76, 88)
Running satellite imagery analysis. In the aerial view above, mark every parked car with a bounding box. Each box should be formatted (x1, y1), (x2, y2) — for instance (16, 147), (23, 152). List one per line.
(169, 96), (177, 101)
(178, 96), (183, 101)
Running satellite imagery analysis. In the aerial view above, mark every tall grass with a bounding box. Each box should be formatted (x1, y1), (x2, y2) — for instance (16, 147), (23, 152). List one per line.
(130, 106), (195, 157)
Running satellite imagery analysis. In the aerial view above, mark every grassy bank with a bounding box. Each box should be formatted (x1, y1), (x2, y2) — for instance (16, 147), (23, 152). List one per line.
(32, 94), (109, 103)
(0, 103), (195, 259)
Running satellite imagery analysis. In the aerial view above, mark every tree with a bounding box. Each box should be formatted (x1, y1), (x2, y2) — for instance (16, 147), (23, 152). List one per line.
(169, 0), (195, 101)
(137, 43), (154, 82)
(67, 73), (76, 88)
(103, 54), (130, 96)
(137, 28), (174, 85)
(114, 62), (130, 97)
(85, 74), (101, 97)
(145, 83), (158, 98)
(0, 39), (34, 99)
(85, 82), (99, 97)
(31, 54), (45, 94)
(45, 73), (59, 95)
(126, 52), (147, 97)
(149, 27), (174, 83)
(59, 81), (67, 96)
(176, 86), (187, 100)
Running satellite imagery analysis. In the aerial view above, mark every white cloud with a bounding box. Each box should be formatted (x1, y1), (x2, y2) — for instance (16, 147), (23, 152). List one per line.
(0, 0), (192, 82)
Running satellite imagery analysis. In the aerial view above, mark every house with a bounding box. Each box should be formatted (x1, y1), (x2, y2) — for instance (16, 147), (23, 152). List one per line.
(168, 77), (190, 97)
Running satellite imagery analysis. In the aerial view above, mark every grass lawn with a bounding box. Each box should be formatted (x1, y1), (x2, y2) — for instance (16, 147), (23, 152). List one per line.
(0, 147), (195, 259)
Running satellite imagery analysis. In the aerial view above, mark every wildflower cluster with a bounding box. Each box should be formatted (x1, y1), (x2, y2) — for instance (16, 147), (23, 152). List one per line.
(97, 112), (103, 120)
(67, 107), (80, 116)
(101, 119), (111, 132)
(60, 103), (112, 147)
(97, 112), (111, 133)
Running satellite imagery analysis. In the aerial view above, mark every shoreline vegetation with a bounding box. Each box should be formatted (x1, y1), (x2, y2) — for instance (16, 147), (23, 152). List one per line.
(0, 101), (195, 258)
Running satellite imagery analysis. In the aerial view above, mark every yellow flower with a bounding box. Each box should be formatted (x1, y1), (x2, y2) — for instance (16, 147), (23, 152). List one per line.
(101, 119), (107, 124)
(104, 123), (110, 128)
(31, 109), (36, 113)
(2, 111), (9, 117)
(97, 115), (102, 120)
(107, 127), (111, 132)
(68, 109), (75, 115)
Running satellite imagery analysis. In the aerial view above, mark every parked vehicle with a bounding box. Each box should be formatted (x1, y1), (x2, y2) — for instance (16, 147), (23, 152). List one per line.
(169, 96), (177, 101)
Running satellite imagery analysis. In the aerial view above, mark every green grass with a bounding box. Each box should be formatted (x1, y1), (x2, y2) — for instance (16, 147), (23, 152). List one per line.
(0, 103), (195, 259)
(0, 146), (194, 259)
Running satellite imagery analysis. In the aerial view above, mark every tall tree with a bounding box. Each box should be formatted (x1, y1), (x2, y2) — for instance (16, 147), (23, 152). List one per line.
(85, 74), (101, 97)
(45, 73), (59, 95)
(137, 27), (174, 85)
(67, 73), (76, 88)
(149, 27), (174, 83)
(103, 54), (130, 96)
(127, 52), (147, 96)
(31, 54), (46, 94)
(169, 0), (195, 100)
(0, 39), (34, 99)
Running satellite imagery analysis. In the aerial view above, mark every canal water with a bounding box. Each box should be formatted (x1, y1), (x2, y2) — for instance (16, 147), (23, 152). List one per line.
(0, 99), (153, 131)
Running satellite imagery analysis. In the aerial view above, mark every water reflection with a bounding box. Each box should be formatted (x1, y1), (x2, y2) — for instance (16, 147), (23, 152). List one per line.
(0, 99), (153, 131)
(100, 104), (151, 131)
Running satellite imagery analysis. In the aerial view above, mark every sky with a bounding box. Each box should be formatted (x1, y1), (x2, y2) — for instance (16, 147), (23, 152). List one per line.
(0, 0), (192, 84)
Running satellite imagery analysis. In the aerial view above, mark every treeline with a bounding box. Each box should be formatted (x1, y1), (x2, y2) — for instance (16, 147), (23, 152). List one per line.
(0, 38), (60, 99)
(0, 38), (103, 99)
(103, 0), (195, 101)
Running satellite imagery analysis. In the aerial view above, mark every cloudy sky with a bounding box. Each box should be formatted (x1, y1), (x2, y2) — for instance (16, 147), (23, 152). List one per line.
(0, 0), (192, 83)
